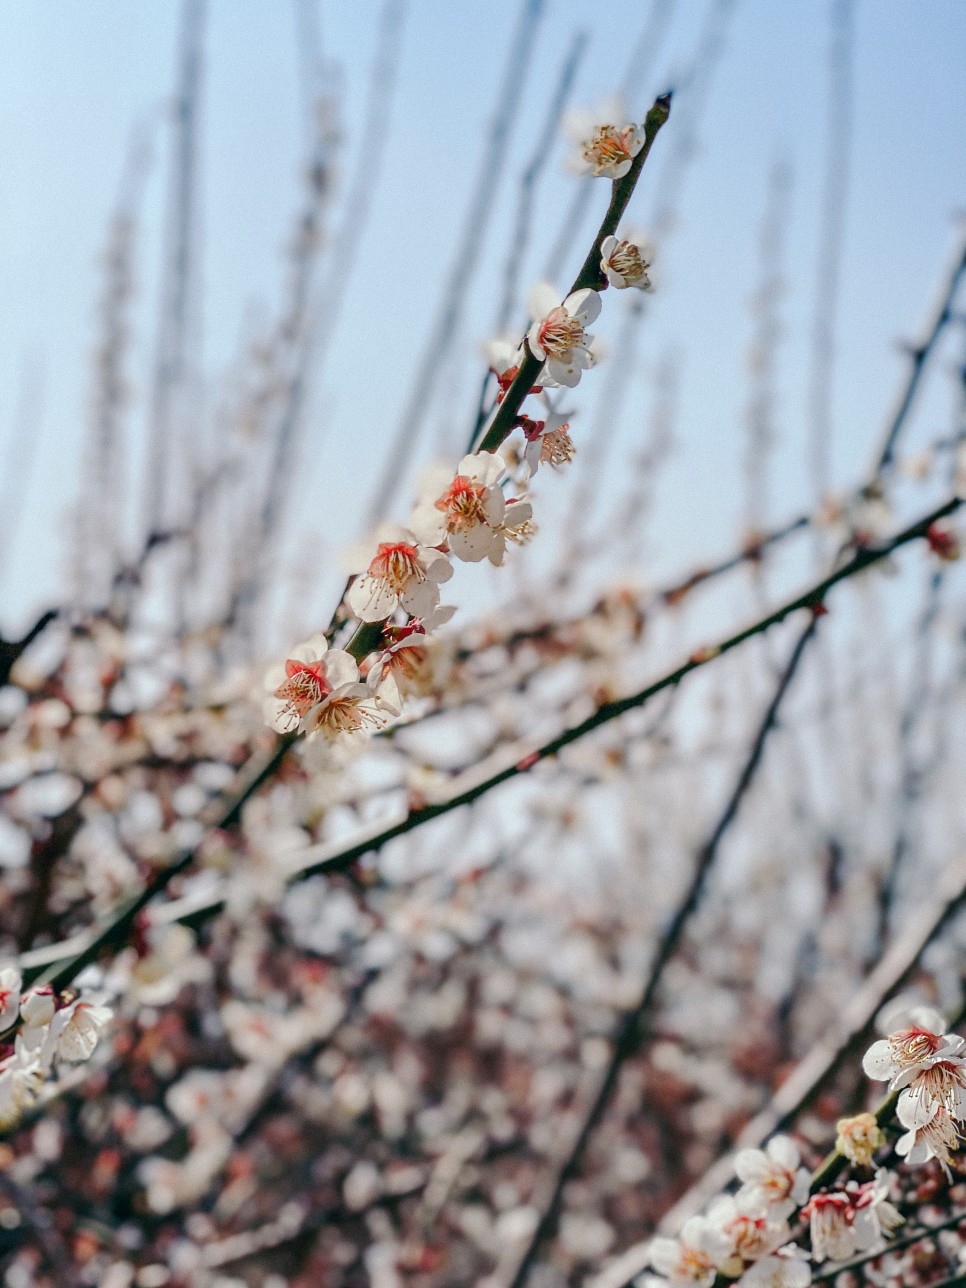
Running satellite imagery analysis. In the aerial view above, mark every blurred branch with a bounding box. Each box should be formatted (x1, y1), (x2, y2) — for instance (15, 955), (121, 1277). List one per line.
(13, 497), (958, 1001)
(503, 610), (820, 1288)
(807, 0), (856, 504)
(365, 0), (546, 527)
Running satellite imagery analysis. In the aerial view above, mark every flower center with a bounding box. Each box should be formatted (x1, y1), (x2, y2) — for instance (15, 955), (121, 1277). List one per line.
(890, 1026), (943, 1067)
(369, 541), (421, 592)
(679, 1248), (715, 1276)
(437, 475), (488, 528)
(607, 241), (648, 284)
(583, 125), (634, 174)
(537, 309), (584, 358)
(274, 660), (329, 719)
(316, 695), (383, 736)
(541, 427), (575, 466)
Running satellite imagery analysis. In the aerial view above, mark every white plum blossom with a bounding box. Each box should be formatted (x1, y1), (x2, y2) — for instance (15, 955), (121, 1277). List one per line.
(364, 607), (455, 704)
(347, 525), (453, 623)
(411, 452), (523, 565)
(896, 1099), (961, 1177)
(0, 966), (21, 1030)
(527, 282), (601, 388)
(520, 410), (576, 477)
(734, 1135), (811, 1219)
(648, 1214), (732, 1286)
(565, 106), (646, 178)
(801, 1171), (901, 1265)
(263, 633), (397, 739)
(600, 232), (654, 290)
(862, 1006), (964, 1089)
(706, 1195), (790, 1276)
(863, 1007), (966, 1148)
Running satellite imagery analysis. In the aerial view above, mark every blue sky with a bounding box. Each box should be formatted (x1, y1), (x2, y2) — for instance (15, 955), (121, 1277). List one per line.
(1, 1), (964, 639)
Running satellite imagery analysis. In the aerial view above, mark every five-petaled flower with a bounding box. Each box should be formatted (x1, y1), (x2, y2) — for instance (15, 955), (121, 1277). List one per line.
(648, 1214), (732, 1286)
(734, 1136), (811, 1220)
(411, 452), (522, 565)
(520, 409), (576, 477)
(600, 232), (654, 290)
(579, 121), (646, 179)
(263, 634), (397, 739)
(347, 525), (453, 623)
(862, 1006), (966, 1147)
(801, 1171), (901, 1265)
(527, 282), (601, 387)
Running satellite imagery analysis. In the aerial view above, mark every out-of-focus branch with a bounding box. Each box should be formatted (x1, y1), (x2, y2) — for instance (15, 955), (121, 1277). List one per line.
(13, 499), (957, 1008)
(502, 611), (820, 1288)
(365, 0), (546, 527)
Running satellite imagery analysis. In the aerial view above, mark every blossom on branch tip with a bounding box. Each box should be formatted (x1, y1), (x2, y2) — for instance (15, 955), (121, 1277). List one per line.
(570, 118), (646, 179)
(600, 233), (654, 290)
(527, 282), (600, 388)
(347, 525), (453, 623)
(410, 452), (515, 565)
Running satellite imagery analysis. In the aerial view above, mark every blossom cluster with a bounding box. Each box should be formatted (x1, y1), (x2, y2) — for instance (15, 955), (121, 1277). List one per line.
(648, 1006), (966, 1286)
(263, 109), (658, 746)
(862, 1005), (966, 1175)
(0, 965), (112, 1130)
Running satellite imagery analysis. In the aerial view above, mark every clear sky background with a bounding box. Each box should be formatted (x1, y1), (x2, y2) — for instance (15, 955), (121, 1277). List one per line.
(1, 1), (964, 643)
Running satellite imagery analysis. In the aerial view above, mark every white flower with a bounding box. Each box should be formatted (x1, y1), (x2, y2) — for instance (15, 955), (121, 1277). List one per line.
(410, 452), (512, 565)
(364, 607), (455, 703)
(863, 1008), (966, 1129)
(520, 410), (575, 477)
(862, 1007), (964, 1089)
(802, 1172), (900, 1265)
(56, 1000), (113, 1062)
(600, 232), (654, 290)
(706, 1195), (789, 1275)
(0, 967), (22, 1031)
(737, 1252), (811, 1287)
(648, 1215), (732, 1286)
(347, 526), (453, 623)
(896, 1100), (962, 1177)
(734, 1136), (811, 1219)
(263, 634), (396, 739)
(566, 109), (646, 179)
(527, 283), (601, 387)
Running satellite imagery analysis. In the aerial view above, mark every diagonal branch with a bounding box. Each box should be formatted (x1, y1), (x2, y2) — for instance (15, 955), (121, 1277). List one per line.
(14, 499), (958, 1046)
